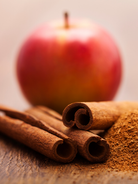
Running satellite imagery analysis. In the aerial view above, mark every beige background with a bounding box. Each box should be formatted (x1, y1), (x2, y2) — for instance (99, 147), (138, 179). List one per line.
(0, 0), (138, 110)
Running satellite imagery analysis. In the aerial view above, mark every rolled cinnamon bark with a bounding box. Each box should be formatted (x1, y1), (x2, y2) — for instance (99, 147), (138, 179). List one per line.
(0, 105), (68, 140)
(62, 101), (138, 130)
(25, 106), (110, 163)
(0, 106), (77, 163)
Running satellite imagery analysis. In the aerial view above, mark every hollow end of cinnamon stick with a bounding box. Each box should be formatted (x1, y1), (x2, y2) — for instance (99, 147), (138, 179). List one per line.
(68, 129), (110, 163)
(55, 139), (77, 163)
(83, 136), (110, 162)
(62, 102), (93, 130)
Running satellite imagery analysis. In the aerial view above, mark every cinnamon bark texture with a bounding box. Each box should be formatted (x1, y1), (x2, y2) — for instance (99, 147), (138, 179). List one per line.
(62, 101), (138, 130)
(0, 106), (77, 163)
(25, 106), (110, 163)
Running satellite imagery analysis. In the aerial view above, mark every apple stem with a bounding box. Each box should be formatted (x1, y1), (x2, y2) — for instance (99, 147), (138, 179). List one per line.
(64, 12), (69, 29)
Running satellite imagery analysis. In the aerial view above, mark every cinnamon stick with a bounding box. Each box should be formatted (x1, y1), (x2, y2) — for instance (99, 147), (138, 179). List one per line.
(25, 106), (110, 163)
(0, 106), (77, 163)
(62, 101), (138, 130)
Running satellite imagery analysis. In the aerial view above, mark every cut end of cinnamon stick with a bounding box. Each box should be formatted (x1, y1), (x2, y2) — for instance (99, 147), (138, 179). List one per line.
(84, 136), (110, 162)
(67, 129), (110, 163)
(62, 102), (93, 130)
(55, 139), (77, 163)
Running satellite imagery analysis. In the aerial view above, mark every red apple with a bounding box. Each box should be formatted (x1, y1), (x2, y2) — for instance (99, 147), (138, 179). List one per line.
(16, 13), (122, 113)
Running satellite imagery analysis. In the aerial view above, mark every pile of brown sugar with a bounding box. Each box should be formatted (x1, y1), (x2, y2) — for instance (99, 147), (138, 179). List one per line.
(101, 110), (138, 172)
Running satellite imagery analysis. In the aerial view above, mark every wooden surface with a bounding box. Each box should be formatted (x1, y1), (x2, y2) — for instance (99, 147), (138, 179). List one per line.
(1, 133), (138, 184)
(0, 61), (138, 184)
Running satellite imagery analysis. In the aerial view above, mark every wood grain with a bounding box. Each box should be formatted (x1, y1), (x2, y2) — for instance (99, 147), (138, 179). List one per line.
(0, 132), (138, 184)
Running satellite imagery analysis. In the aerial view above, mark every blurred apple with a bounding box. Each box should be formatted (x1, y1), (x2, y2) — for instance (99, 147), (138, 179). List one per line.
(16, 13), (122, 113)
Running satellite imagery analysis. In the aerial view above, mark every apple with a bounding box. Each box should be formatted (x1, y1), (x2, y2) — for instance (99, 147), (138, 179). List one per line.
(16, 13), (122, 113)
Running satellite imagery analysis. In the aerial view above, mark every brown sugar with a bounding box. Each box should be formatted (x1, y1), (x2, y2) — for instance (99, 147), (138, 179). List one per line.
(102, 110), (138, 172)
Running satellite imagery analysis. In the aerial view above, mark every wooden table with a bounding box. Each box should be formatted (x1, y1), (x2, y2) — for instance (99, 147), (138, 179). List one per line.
(0, 61), (138, 184)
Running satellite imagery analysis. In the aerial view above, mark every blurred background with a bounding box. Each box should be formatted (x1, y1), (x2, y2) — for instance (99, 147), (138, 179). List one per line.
(0, 0), (138, 110)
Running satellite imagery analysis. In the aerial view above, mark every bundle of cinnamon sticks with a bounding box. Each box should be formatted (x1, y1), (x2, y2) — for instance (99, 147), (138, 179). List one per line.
(0, 101), (137, 163)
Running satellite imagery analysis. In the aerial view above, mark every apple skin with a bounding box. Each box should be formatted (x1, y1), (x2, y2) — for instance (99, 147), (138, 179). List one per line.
(16, 20), (122, 113)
